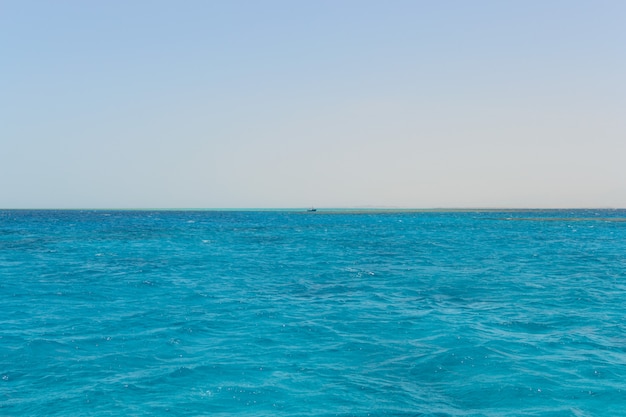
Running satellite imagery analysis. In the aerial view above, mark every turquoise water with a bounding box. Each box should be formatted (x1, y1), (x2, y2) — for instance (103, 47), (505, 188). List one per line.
(2, 209), (626, 416)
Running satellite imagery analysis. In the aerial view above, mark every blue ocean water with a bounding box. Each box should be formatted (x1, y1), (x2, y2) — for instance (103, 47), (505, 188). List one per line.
(1, 209), (626, 416)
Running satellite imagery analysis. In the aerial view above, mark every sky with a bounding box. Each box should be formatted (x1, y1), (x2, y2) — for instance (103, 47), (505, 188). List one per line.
(1, 0), (625, 209)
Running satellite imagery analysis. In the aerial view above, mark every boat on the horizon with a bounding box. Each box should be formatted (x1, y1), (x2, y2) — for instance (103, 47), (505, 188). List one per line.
(307, 207), (317, 212)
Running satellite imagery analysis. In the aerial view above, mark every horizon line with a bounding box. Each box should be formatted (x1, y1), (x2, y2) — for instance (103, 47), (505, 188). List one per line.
(1, 207), (624, 212)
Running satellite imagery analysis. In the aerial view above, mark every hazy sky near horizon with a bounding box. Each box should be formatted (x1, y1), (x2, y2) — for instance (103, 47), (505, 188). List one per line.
(2, 1), (625, 208)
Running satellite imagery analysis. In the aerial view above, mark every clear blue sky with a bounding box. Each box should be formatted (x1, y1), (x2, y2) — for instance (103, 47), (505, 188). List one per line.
(2, 1), (625, 208)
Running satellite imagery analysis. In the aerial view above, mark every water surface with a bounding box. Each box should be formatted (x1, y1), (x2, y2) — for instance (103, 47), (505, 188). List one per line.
(2, 209), (625, 416)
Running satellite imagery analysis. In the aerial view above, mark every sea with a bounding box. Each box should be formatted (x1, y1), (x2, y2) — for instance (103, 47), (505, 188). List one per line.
(1, 209), (626, 416)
